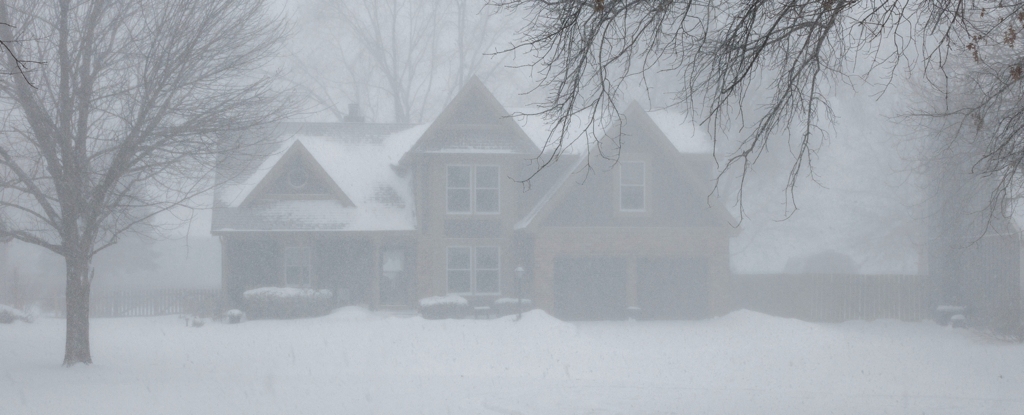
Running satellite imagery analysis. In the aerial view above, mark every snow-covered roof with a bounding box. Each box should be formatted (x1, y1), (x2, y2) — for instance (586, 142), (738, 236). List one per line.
(645, 110), (713, 154)
(508, 108), (593, 154)
(514, 155), (585, 230)
(211, 101), (719, 234)
(212, 123), (427, 233)
(512, 103), (733, 231)
(508, 107), (713, 155)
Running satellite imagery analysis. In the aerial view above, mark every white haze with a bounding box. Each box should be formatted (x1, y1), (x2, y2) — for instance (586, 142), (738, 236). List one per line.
(2, 2), (926, 283)
(1, 1), (1020, 414)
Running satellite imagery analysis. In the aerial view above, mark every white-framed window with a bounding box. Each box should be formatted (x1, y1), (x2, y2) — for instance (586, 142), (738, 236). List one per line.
(619, 161), (646, 212)
(447, 246), (500, 295)
(447, 166), (472, 213)
(474, 246), (500, 293)
(447, 165), (499, 214)
(283, 246), (312, 287)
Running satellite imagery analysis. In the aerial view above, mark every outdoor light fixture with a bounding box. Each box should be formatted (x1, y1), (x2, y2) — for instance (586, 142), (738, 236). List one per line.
(514, 266), (525, 321)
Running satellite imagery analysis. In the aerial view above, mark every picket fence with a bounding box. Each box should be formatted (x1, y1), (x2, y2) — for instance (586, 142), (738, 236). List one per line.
(731, 274), (930, 322)
(38, 289), (221, 318)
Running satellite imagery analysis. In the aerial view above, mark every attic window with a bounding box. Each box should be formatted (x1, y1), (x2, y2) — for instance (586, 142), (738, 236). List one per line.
(287, 167), (309, 189)
(620, 161), (645, 211)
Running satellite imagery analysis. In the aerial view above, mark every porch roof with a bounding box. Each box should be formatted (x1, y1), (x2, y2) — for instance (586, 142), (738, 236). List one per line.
(212, 123), (427, 233)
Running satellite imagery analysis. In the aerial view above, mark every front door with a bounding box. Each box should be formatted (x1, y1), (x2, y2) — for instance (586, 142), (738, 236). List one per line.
(379, 249), (410, 306)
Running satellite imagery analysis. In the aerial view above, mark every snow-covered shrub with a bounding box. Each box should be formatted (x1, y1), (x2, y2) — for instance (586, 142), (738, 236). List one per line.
(492, 297), (534, 317)
(225, 309), (246, 324)
(0, 304), (32, 324)
(243, 287), (333, 319)
(419, 295), (469, 320)
(179, 314), (207, 327)
(934, 305), (966, 326)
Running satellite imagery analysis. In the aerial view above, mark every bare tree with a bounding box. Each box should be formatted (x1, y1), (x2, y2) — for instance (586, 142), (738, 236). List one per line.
(295, 0), (513, 123)
(449, 0), (512, 103)
(916, 9), (1024, 221)
(304, 0), (446, 123)
(0, 0), (295, 366)
(495, 0), (1024, 216)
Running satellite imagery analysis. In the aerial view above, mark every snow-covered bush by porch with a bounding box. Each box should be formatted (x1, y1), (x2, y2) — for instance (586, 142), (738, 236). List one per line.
(244, 287), (333, 301)
(242, 287), (333, 319)
(0, 304), (32, 324)
(224, 309), (246, 324)
(418, 295), (469, 319)
(493, 297), (533, 317)
(418, 294), (468, 307)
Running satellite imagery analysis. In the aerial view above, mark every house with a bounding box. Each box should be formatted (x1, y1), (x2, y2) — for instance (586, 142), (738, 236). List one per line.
(212, 78), (738, 320)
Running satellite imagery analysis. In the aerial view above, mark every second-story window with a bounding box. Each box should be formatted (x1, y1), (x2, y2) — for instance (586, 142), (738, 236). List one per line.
(447, 165), (499, 214)
(620, 161), (645, 212)
(447, 166), (472, 213)
(475, 166), (499, 213)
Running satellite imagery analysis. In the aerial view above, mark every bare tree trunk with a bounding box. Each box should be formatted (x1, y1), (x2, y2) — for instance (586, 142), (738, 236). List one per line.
(0, 0), (293, 365)
(392, 93), (408, 124)
(63, 255), (92, 366)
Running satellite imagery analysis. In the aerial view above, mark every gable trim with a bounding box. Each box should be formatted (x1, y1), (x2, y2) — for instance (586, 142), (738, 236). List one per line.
(516, 102), (738, 232)
(625, 105), (738, 230)
(240, 140), (355, 207)
(401, 76), (539, 163)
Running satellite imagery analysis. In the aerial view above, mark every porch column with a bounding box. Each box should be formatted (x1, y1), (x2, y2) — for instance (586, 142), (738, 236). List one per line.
(416, 243), (433, 299)
(370, 237), (381, 309)
(219, 236), (230, 293)
(626, 255), (638, 308)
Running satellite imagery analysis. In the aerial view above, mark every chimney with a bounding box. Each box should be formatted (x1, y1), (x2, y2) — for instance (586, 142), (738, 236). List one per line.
(344, 103), (365, 123)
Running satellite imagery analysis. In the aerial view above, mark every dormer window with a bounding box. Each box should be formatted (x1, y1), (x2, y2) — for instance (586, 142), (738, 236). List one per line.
(447, 165), (499, 214)
(620, 161), (645, 212)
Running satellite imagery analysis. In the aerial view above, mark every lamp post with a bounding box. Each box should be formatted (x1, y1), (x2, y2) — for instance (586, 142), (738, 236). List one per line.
(514, 266), (525, 321)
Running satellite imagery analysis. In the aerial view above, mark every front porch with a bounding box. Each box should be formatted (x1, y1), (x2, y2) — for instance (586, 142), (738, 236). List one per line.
(219, 233), (418, 310)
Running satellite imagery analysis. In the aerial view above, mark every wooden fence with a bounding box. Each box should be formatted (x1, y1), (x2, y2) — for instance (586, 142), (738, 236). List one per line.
(731, 274), (930, 323)
(36, 289), (222, 318)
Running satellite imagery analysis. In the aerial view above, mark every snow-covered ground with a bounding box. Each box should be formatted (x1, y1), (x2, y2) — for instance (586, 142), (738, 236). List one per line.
(2, 308), (1022, 415)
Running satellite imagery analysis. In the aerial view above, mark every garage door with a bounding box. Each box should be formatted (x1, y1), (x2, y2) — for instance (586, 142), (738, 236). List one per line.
(553, 257), (627, 320)
(637, 258), (709, 319)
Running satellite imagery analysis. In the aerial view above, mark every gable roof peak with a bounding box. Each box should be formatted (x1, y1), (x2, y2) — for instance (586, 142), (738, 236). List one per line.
(464, 74), (486, 89)
(239, 139), (354, 207)
(403, 76), (540, 158)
